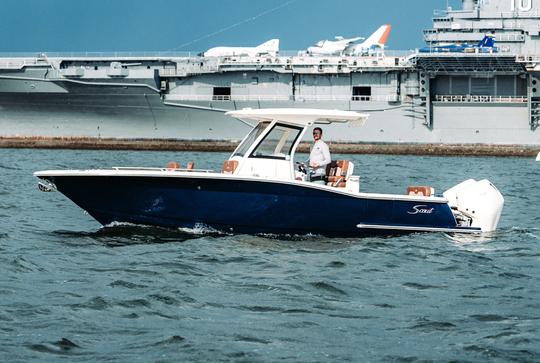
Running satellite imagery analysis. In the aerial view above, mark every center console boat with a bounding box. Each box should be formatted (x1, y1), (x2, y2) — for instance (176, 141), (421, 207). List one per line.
(35, 109), (504, 237)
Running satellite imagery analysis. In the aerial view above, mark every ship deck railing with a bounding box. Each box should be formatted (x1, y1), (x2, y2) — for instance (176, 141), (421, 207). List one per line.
(516, 54), (540, 63)
(431, 8), (540, 18)
(0, 61), (26, 69)
(499, 11), (540, 18)
(166, 94), (399, 102)
(0, 58), (50, 69)
(0, 50), (414, 58)
(161, 56), (412, 77)
(434, 95), (528, 103)
(0, 51), (203, 58)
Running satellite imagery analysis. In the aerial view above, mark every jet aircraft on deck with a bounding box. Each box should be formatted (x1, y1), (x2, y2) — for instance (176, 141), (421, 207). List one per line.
(203, 39), (279, 57)
(345, 25), (392, 55)
(307, 25), (391, 56)
(419, 34), (498, 53)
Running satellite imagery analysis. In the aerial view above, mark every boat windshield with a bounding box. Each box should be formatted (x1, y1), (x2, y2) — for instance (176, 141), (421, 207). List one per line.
(250, 123), (303, 160)
(232, 122), (271, 157)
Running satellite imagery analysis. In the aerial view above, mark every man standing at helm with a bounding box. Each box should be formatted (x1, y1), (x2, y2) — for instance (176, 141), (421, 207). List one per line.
(309, 127), (331, 184)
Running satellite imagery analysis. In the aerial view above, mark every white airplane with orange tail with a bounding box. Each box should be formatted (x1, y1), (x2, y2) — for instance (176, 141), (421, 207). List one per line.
(343, 24), (392, 55)
(307, 35), (364, 56)
(345, 24), (391, 55)
(307, 25), (391, 56)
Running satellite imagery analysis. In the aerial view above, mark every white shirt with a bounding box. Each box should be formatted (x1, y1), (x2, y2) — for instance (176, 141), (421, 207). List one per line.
(310, 139), (331, 176)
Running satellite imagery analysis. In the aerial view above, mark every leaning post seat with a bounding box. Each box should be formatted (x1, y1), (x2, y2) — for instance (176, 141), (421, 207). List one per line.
(221, 160), (239, 174)
(407, 186), (434, 197)
(165, 161), (180, 170)
(326, 160), (353, 187)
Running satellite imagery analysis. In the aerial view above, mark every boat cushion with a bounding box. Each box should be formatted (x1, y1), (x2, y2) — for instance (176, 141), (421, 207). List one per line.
(166, 161), (180, 169)
(325, 160), (350, 187)
(407, 186), (432, 196)
(222, 160), (238, 174)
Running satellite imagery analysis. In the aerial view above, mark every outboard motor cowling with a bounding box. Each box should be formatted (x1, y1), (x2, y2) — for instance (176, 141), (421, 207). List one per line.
(443, 179), (504, 232)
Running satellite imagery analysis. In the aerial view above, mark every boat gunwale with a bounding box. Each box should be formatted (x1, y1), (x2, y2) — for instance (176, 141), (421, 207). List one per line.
(33, 168), (450, 204)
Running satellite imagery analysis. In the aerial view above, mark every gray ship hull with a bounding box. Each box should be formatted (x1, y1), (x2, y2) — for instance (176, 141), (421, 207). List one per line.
(0, 90), (536, 145)
(2, 0), (540, 147)
(0, 92), (249, 140)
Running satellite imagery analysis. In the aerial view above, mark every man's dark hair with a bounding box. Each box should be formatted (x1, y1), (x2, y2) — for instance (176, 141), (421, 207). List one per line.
(313, 127), (323, 134)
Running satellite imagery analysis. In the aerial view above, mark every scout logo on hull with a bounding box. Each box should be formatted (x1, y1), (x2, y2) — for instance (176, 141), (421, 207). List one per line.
(511, 0), (533, 11)
(407, 205), (435, 215)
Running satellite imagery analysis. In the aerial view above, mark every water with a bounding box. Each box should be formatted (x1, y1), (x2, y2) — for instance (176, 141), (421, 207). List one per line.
(1, 148), (539, 362)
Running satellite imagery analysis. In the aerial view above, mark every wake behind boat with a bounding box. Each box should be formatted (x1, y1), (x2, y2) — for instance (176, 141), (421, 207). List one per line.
(34, 109), (504, 237)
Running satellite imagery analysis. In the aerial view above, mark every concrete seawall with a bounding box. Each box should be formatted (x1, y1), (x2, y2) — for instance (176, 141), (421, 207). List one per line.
(0, 137), (539, 157)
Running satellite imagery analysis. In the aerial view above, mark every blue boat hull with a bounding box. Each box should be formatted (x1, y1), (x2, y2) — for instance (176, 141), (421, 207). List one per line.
(40, 175), (463, 237)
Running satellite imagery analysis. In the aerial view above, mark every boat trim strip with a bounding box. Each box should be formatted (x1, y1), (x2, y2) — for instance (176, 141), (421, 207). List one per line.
(356, 223), (481, 234)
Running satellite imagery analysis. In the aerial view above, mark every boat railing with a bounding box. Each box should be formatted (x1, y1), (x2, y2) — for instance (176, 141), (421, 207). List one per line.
(112, 167), (214, 173)
(434, 95), (528, 103)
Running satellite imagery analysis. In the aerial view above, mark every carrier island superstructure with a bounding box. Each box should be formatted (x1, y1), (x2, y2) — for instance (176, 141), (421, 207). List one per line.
(1, 0), (540, 146)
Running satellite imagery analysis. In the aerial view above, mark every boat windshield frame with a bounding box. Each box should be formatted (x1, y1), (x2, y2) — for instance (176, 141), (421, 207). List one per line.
(232, 121), (271, 158)
(249, 122), (304, 160)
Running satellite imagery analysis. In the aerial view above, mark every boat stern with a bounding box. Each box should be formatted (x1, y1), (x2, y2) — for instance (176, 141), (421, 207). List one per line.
(443, 179), (504, 232)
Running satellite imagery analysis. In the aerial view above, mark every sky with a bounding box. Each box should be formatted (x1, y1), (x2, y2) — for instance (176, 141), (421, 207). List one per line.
(0, 0), (463, 53)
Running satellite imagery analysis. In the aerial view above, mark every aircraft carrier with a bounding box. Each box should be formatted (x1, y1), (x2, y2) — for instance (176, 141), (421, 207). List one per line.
(1, 0), (540, 149)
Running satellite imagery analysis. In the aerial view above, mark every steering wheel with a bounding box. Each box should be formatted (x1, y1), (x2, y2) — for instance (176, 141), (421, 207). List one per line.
(296, 162), (307, 174)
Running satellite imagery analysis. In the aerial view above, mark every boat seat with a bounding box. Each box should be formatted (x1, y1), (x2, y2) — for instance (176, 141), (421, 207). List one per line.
(221, 160), (238, 174)
(407, 186), (434, 197)
(325, 160), (353, 188)
(166, 161), (180, 170)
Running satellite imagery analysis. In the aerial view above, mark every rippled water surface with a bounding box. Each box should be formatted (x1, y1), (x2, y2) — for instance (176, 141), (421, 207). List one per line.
(1, 149), (539, 362)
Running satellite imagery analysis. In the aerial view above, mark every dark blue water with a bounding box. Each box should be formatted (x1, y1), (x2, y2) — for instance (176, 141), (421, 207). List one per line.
(1, 149), (539, 362)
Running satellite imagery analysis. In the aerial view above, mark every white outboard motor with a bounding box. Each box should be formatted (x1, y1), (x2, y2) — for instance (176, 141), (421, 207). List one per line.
(443, 179), (504, 232)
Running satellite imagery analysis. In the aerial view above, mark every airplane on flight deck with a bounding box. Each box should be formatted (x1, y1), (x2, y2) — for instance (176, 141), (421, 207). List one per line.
(307, 24), (391, 56)
(203, 39), (280, 57)
(419, 34), (498, 53)
(345, 24), (392, 55)
(307, 36), (364, 56)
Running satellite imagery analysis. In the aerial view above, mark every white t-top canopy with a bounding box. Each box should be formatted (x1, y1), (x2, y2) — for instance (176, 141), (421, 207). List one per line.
(226, 108), (369, 126)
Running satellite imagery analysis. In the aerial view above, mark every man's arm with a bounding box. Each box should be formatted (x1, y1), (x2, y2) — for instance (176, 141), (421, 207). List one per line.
(320, 142), (331, 167)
